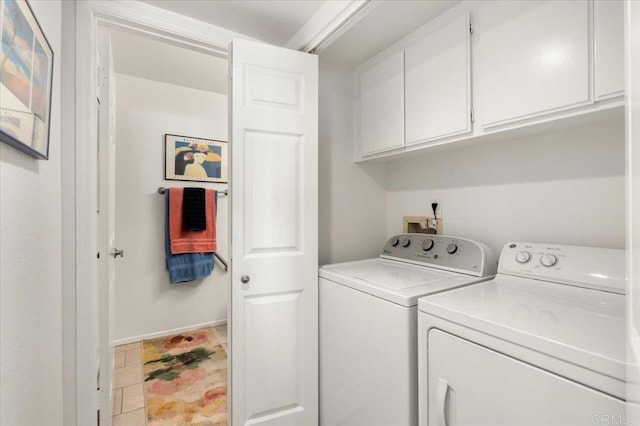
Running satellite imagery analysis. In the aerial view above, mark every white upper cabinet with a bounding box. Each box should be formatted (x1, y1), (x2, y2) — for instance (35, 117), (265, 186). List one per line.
(594, 0), (624, 100)
(478, 1), (590, 128)
(349, 0), (625, 162)
(405, 13), (472, 145)
(358, 50), (405, 156)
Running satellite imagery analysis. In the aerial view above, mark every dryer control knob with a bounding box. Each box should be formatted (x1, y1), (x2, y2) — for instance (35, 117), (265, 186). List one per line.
(515, 251), (531, 264)
(401, 238), (411, 248)
(540, 254), (558, 267)
(421, 239), (435, 251)
(390, 237), (400, 247)
(446, 243), (458, 254)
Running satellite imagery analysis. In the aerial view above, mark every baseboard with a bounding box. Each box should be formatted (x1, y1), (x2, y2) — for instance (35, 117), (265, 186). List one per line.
(114, 319), (227, 346)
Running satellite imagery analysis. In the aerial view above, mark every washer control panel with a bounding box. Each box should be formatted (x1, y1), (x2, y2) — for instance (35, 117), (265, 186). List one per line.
(499, 242), (625, 294)
(381, 234), (497, 277)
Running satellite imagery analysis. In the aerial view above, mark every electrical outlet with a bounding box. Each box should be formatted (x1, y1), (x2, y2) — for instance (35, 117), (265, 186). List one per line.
(432, 218), (444, 235)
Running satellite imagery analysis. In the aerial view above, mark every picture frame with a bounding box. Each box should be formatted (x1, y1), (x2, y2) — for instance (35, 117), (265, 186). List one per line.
(0, 0), (54, 160)
(165, 134), (228, 183)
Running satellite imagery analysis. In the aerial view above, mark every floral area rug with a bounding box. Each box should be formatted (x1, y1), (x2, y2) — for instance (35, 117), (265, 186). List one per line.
(143, 327), (227, 425)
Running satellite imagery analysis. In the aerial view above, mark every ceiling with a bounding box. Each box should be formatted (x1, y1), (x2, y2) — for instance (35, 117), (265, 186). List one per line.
(318, 0), (460, 69)
(139, 0), (325, 46)
(106, 26), (229, 95)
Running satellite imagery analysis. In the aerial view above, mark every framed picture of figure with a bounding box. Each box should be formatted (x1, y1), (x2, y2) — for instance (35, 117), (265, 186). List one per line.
(164, 134), (228, 183)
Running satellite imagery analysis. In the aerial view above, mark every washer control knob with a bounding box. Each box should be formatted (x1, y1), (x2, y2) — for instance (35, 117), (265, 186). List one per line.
(446, 243), (458, 254)
(421, 239), (435, 252)
(540, 254), (558, 267)
(401, 238), (411, 248)
(390, 237), (400, 247)
(515, 251), (531, 264)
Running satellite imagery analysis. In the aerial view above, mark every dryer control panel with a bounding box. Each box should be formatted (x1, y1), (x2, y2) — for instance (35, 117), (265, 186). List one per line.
(499, 242), (625, 294)
(381, 234), (497, 277)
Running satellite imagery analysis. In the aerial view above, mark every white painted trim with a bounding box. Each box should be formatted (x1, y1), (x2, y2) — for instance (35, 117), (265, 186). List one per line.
(285, 0), (371, 52)
(625, 0), (640, 406)
(61, 1), (78, 424)
(73, 2), (244, 425)
(91, 0), (257, 55)
(75, 3), (99, 424)
(114, 320), (228, 346)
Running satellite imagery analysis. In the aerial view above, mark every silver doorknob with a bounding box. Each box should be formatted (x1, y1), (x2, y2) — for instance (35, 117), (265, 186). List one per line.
(241, 275), (250, 284)
(111, 248), (124, 258)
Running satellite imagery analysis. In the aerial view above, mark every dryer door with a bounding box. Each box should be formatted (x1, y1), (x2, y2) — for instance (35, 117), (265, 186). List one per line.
(426, 330), (624, 426)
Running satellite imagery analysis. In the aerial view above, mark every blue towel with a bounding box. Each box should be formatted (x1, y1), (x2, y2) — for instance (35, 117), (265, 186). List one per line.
(165, 191), (214, 283)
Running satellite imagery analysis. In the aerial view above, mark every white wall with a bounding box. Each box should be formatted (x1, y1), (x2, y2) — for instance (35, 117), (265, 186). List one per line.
(385, 117), (626, 256)
(317, 60), (625, 265)
(114, 74), (229, 342)
(318, 60), (387, 265)
(0, 1), (63, 424)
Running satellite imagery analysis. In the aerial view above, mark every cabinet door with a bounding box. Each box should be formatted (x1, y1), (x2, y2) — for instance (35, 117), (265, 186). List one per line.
(478, 1), (590, 128)
(595, 0), (624, 100)
(427, 330), (624, 426)
(358, 50), (405, 156)
(405, 13), (471, 145)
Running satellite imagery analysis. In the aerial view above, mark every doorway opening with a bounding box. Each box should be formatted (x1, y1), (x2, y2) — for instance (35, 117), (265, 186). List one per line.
(95, 22), (231, 425)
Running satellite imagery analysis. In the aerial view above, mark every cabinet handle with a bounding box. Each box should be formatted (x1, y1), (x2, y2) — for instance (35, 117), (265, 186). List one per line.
(436, 378), (450, 426)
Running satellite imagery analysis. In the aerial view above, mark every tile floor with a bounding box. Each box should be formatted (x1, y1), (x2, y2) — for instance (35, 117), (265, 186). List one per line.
(112, 324), (228, 426)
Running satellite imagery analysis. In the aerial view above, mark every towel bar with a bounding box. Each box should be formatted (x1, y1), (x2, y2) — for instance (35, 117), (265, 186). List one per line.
(214, 253), (229, 272)
(159, 186), (230, 272)
(157, 187), (228, 196)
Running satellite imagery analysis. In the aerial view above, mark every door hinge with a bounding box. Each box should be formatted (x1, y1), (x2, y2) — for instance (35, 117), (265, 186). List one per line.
(469, 20), (474, 34)
(470, 109), (475, 123)
(99, 65), (109, 87)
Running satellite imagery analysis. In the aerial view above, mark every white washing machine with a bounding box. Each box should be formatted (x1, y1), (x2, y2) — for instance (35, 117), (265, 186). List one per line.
(418, 242), (626, 426)
(319, 233), (497, 426)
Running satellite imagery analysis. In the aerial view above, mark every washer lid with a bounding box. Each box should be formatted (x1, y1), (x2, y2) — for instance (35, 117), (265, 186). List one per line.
(419, 274), (626, 396)
(319, 258), (489, 307)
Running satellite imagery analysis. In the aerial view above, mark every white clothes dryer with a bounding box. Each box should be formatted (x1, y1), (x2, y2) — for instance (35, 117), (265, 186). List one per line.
(319, 234), (497, 426)
(418, 242), (626, 426)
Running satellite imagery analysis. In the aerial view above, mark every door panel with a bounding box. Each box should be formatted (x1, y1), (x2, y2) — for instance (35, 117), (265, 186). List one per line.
(358, 50), (405, 156)
(245, 65), (304, 110)
(245, 292), (303, 416)
(427, 330), (624, 426)
(244, 131), (301, 253)
(231, 38), (318, 426)
(478, 0), (590, 127)
(405, 13), (471, 144)
(594, 0), (624, 100)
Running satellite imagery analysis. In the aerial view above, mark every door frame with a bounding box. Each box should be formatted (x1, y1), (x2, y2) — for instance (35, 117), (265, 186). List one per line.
(72, 3), (236, 424)
(69, 1), (363, 424)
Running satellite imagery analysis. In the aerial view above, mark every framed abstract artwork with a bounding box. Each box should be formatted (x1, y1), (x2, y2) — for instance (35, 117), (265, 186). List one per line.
(164, 134), (228, 183)
(0, 0), (54, 160)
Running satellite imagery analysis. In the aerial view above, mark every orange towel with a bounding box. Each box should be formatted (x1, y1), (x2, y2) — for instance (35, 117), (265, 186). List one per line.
(169, 188), (217, 254)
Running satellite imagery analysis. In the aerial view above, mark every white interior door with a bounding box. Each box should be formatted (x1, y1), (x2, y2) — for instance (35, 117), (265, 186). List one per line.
(97, 29), (117, 426)
(230, 38), (318, 425)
